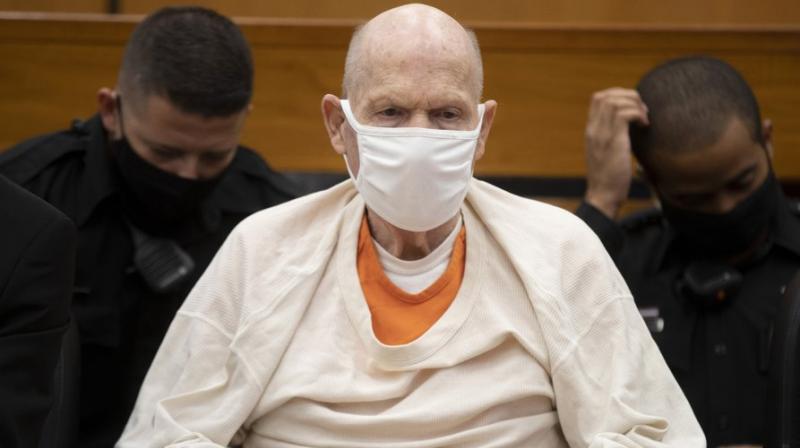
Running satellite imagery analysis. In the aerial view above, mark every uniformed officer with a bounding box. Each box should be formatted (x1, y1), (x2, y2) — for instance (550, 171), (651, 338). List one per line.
(576, 55), (800, 447)
(0, 7), (296, 447)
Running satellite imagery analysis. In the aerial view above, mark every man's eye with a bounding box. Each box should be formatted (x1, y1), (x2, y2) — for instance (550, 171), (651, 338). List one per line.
(379, 108), (401, 118)
(676, 194), (713, 207)
(729, 181), (751, 192)
(728, 175), (755, 192)
(202, 152), (231, 163)
(438, 109), (460, 120)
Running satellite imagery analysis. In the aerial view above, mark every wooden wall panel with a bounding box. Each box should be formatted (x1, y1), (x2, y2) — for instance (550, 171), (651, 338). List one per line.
(0, 14), (798, 182)
(1, 0), (799, 25)
(117, 0), (800, 26)
(0, 0), (104, 13)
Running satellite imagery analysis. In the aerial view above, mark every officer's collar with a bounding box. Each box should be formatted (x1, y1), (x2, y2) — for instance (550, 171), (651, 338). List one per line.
(76, 114), (120, 227)
(770, 191), (800, 257)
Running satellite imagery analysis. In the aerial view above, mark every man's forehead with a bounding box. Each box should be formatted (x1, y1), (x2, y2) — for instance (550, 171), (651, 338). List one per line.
(127, 94), (246, 150)
(366, 35), (471, 64)
(350, 41), (479, 104)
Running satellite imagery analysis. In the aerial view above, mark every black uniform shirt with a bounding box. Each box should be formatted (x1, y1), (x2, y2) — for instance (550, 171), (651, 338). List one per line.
(0, 115), (297, 448)
(576, 195), (800, 447)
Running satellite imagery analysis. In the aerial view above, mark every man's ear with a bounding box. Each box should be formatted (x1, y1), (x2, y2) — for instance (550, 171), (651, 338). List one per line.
(321, 94), (347, 155)
(634, 162), (662, 205)
(474, 99), (497, 161)
(762, 118), (774, 158)
(97, 87), (120, 139)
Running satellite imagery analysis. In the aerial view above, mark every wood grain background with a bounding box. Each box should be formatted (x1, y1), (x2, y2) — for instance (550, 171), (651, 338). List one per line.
(1, 14), (797, 184)
(2, 0), (800, 25)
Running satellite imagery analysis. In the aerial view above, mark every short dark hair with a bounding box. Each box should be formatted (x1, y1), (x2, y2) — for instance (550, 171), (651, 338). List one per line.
(119, 6), (253, 116)
(630, 56), (763, 163)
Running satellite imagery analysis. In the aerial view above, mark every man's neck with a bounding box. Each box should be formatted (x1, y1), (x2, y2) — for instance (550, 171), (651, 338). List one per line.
(366, 208), (459, 261)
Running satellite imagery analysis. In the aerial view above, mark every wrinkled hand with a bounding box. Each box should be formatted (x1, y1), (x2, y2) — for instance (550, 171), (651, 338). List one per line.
(584, 88), (649, 219)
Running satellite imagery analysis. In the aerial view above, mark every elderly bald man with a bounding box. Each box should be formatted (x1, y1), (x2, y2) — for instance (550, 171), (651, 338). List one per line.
(118, 4), (704, 447)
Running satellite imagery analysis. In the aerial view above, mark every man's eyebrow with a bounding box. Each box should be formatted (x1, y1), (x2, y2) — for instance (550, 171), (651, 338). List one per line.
(364, 91), (472, 107)
(138, 136), (233, 155)
(138, 135), (185, 154)
(363, 93), (407, 106)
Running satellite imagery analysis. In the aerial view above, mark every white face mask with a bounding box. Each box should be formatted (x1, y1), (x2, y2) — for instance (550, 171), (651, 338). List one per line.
(340, 99), (485, 232)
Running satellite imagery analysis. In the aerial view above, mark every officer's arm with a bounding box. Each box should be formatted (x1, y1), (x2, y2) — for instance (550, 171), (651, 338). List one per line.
(577, 88), (649, 257)
(582, 88), (648, 220)
(575, 200), (626, 257)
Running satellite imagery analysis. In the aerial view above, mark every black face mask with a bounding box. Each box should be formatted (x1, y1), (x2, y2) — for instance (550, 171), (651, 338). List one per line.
(111, 136), (226, 236)
(660, 171), (780, 260)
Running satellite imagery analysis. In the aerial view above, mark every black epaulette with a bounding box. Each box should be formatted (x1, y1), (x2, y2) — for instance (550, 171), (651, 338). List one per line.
(619, 207), (665, 232)
(69, 118), (91, 136)
(786, 198), (800, 215)
(0, 116), (91, 185)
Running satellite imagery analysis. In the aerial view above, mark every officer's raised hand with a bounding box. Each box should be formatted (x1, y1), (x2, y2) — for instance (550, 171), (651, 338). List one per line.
(584, 88), (649, 219)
